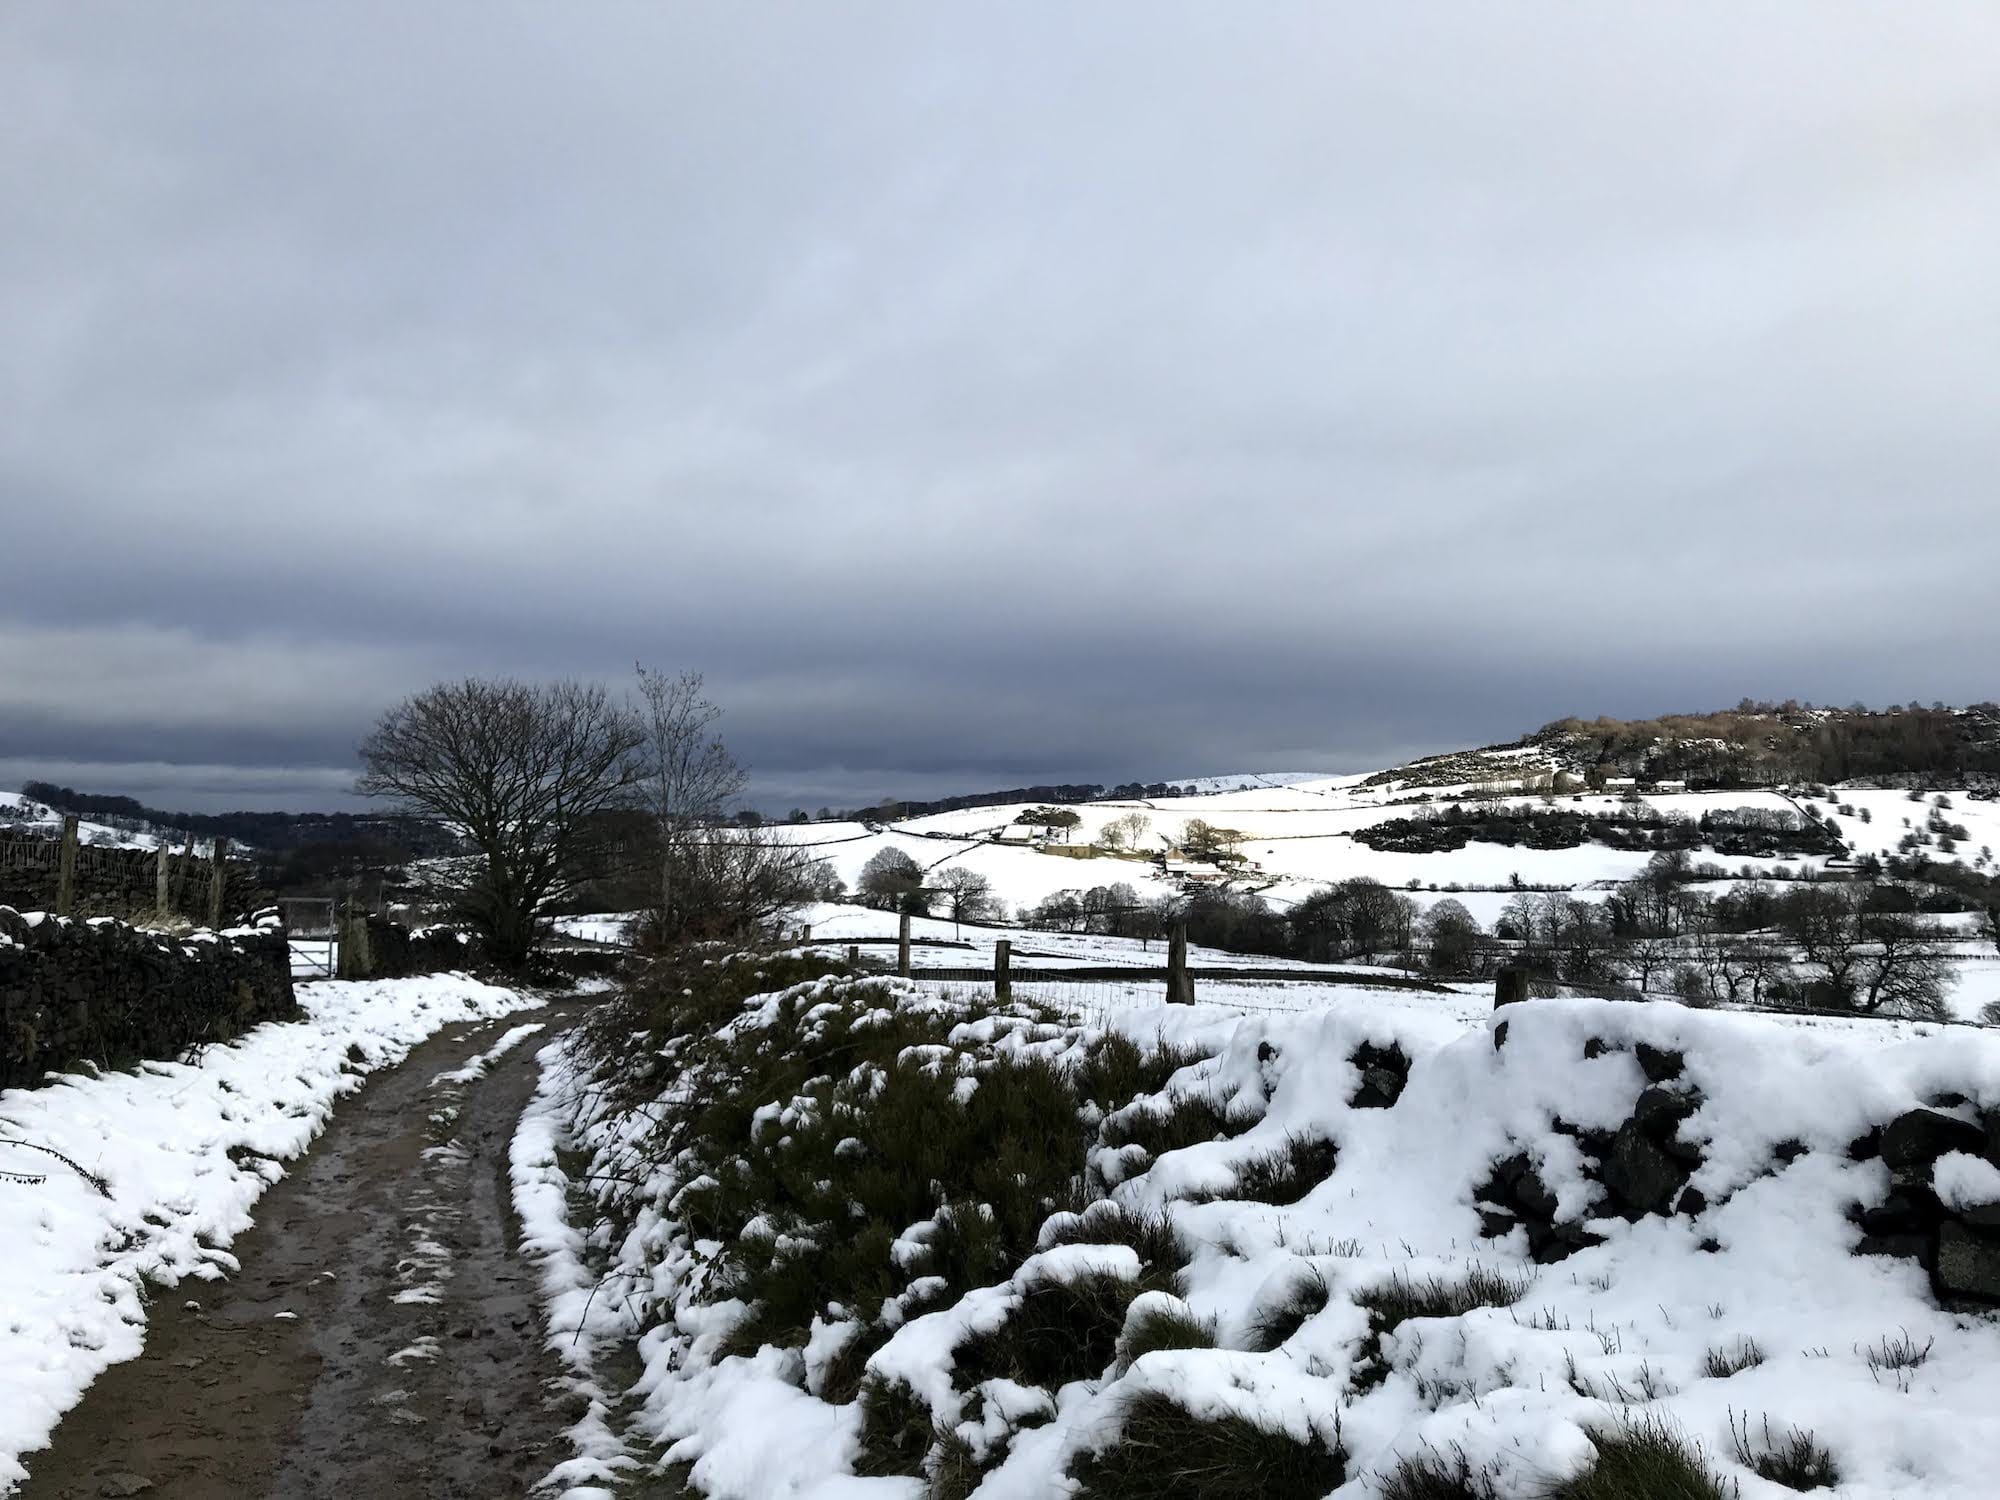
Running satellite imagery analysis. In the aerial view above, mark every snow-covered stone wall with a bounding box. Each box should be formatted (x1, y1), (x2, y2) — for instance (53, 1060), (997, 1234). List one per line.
(0, 906), (296, 1088)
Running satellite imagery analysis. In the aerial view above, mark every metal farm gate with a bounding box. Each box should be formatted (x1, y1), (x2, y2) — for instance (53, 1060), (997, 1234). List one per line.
(283, 898), (340, 979)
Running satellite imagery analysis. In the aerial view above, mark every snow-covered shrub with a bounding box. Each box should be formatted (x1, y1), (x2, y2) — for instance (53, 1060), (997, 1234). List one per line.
(1071, 1031), (1211, 1112)
(1115, 1292), (1217, 1370)
(1100, 1088), (1261, 1158)
(1551, 1415), (1733, 1499)
(1699, 1336), (1766, 1379)
(952, 1267), (1142, 1393)
(1243, 1264), (1332, 1352)
(1068, 1388), (1345, 1499)
(545, 968), (2000, 1498)
(1181, 1132), (1338, 1207)
(1729, 1412), (1839, 1491)
(1379, 1445), (1503, 1500)
(1038, 1200), (1188, 1273)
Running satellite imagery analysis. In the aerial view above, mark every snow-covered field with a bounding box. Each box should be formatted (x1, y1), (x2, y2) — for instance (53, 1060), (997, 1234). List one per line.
(777, 787), (1778, 916)
(770, 771), (2000, 1020)
(0, 973), (544, 1488)
(533, 972), (2000, 1499)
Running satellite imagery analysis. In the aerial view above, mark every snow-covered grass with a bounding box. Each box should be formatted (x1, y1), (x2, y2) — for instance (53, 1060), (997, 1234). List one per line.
(535, 958), (2000, 1500)
(0, 973), (544, 1489)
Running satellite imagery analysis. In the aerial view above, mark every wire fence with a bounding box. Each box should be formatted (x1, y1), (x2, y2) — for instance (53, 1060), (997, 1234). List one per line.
(0, 836), (57, 872)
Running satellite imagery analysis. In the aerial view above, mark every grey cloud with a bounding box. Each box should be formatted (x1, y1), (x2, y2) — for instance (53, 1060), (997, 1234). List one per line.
(3, 4), (1997, 812)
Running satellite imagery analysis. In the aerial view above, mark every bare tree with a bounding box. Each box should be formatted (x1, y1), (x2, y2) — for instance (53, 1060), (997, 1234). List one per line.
(633, 666), (748, 935)
(933, 866), (998, 932)
(1777, 883), (1959, 1017)
(1095, 811), (1152, 852)
(1854, 911), (1956, 1020)
(1720, 936), (1792, 1007)
(1621, 933), (1678, 994)
(357, 678), (644, 968)
(662, 824), (828, 943)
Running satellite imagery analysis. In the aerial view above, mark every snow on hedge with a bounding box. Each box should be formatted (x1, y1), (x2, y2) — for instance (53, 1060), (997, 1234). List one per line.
(537, 972), (2000, 1499)
(0, 974), (543, 1488)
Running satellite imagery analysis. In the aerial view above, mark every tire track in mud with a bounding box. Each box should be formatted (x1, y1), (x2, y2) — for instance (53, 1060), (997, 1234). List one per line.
(17, 1003), (589, 1500)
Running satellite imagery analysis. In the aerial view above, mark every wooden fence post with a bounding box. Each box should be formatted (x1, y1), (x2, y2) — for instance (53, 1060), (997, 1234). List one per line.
(339, 901), (376, 980)
(847, 944), (861, 968)
(208, 836), (229, 929)
(1167, 922), (1193, 1005)
(172, 830), (197, 912)
(897, 912), (912, 978)
(994, 938), (1012, 1004)
(1495, 967), (1529, 1008)
(55, 814), (79, 917)
(801, 924), (812, 944)
(156, 842), (172, 922)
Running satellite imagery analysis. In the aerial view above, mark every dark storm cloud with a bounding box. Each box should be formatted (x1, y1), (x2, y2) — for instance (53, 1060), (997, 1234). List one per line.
(4, 3), (1998, 811)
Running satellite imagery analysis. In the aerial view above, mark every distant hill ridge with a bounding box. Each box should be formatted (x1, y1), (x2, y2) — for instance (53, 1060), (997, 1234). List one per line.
(21, 702), (1999, 854)
(1517, 701), (2000, 789)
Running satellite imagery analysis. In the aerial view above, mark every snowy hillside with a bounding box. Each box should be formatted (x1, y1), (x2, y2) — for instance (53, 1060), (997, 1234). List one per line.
(774, 758), (2000, 1020)
(0, 791), (170, 851)
(785, 774), (1850, 918)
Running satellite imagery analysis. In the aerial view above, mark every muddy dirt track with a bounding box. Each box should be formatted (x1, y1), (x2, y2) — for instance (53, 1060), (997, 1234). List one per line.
(17, 1004), (588, 1500)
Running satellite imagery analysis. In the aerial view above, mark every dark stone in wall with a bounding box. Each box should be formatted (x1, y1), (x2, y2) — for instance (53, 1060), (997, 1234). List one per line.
(1936, 1222), (2000, 1303)
(1349, 1042), (1410, 1109)
(1880, 1109), (1985, 1170)
(1635, 1044), (1685, 1084)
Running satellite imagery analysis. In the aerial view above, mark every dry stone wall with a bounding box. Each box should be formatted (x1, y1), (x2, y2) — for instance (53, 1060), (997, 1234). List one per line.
(0, 836), (267, 924)
(335, 911), (486, 980)
(0, 907), (296, 1091)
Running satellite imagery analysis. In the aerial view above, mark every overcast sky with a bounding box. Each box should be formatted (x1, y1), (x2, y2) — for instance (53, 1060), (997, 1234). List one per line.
(4, 5), (1998, 812)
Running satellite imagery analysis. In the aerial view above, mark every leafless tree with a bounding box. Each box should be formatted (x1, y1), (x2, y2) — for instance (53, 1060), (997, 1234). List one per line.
(357, 678), (644, 968)
(1096, 811), (1152, 852)
(1777, 883), (1958, 1018)
(633, 666), (748, 935)
(1720, 937), (1792, 1007)
(656, 824), (828, 944)
(1180, 819), (1245, 864)
(933, 866), (998, 932)
(1854, 911), (1955, 1020)
(1622, 933), (1678, 995)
